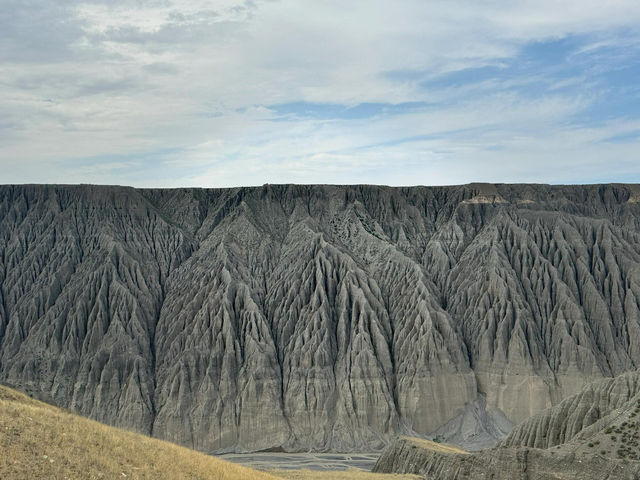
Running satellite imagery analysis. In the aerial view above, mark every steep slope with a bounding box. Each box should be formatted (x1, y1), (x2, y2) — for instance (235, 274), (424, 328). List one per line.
(373, 436), (640, 480)
(0, 186), (195, 435)
(428, 394), (514, 450)
(2, 183), (640, 452)
(0, 384), (280, 480)
(374, 370), (640, 479)
(503, 369), (640, 449)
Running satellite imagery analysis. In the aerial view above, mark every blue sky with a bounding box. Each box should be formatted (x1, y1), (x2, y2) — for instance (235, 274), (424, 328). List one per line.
(2, 0), (640, 187)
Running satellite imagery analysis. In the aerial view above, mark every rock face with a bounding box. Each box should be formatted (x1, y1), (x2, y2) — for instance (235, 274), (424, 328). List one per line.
(429, 394), (514, 450)
(503, 369), (640, 449)
(374, 370), (640, 478)
(373, 437), (640, 479)
(2, 183), (640, 453)
(501, 369), (640, 462)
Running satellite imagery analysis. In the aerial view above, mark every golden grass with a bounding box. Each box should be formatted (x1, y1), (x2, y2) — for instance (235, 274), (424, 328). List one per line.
(0, 385), (281, 480)
(270, 469), (421, 479)
(400, 436), (469, 455)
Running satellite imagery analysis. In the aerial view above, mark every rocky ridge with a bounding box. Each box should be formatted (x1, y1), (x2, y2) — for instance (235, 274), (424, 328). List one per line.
(503, 369), (640, 449)
(2, 183), (640, 453)
(375, 369), (640, 479)
(373, 436), (640, 480)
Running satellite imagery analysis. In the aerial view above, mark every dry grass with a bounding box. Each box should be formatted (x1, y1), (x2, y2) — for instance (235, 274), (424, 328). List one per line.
(0, 385), (419, 479)
(0, 385), (281, 480)
(270, 469), (421, 479)
(400, 436), (469, 455)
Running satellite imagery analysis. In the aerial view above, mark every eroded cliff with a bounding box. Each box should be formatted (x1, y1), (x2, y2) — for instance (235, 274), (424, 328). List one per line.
(2, 183), (640, 452)
(373, 436), (640, 479)
(375, 370), (640, 478)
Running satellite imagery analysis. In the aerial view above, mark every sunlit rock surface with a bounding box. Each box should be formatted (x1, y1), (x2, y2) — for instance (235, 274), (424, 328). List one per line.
(2, 183), (640, 452)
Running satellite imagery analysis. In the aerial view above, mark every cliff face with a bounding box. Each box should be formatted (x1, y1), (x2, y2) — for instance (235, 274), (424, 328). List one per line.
(373, 437), (640, 480)
(374, 370), (640, 479)
(2, 183), (640, 452)
(502, 369), (640, 449)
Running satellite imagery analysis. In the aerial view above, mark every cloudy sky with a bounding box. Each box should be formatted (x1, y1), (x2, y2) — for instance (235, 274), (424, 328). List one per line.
(2, 1), (640, 187)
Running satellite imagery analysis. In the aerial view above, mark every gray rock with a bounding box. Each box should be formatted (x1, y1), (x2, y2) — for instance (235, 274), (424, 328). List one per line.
(374, 369), (640, 478)
(503, 369), (640, 449)
(429, 394), (514, 451)
(373, 436), (640, 479)
(2, 183), (640, 452)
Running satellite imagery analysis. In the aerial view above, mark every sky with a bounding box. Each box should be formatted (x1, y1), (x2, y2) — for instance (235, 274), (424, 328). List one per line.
(2, 1), (640, 187)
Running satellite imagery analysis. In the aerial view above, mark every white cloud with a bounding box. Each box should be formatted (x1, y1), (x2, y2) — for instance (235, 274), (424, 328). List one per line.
(1, 0), (640, 186)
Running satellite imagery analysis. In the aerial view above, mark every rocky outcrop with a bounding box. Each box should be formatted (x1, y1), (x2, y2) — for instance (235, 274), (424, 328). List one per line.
(503, 369), (640, 449)
(375, 370), (640, 478)
(429, 394), (514, 450)
(2, 183), (640, 453)
(460, 182), (508, 204)
(627, 184), (640, 203)
(373, 437), (640, 479)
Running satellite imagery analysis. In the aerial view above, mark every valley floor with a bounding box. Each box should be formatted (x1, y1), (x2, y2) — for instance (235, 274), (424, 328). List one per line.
(272, 469), (420, 479)
(219, 452), (381, 471)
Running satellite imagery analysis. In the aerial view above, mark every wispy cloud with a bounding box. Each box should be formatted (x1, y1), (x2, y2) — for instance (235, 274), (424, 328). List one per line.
(1, 1), (640, 186)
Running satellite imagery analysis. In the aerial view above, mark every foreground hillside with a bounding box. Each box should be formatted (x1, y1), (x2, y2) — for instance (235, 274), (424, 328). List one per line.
(374, 437), (640, 480)
(0, 385), (279, 480)
(1, 384), (420, 479)
(503, 369), (640, 450)
(3, 183), (640, 451)
(374, 370), (640, 479)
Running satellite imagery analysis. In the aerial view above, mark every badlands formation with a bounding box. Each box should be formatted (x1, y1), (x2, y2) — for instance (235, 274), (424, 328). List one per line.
(1, 183), (640, 454)
(375, 369), (640, 479)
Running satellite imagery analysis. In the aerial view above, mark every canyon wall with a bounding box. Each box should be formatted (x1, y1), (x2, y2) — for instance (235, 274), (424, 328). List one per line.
(1, 183), (640, 452)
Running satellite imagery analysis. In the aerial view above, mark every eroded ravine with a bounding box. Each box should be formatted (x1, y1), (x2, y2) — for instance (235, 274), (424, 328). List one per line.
(2, 183), (640, 453)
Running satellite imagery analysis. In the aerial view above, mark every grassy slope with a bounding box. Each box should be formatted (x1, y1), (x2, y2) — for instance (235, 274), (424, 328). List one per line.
(0, 385), (280, 480)
(0, 385), (418, 480)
